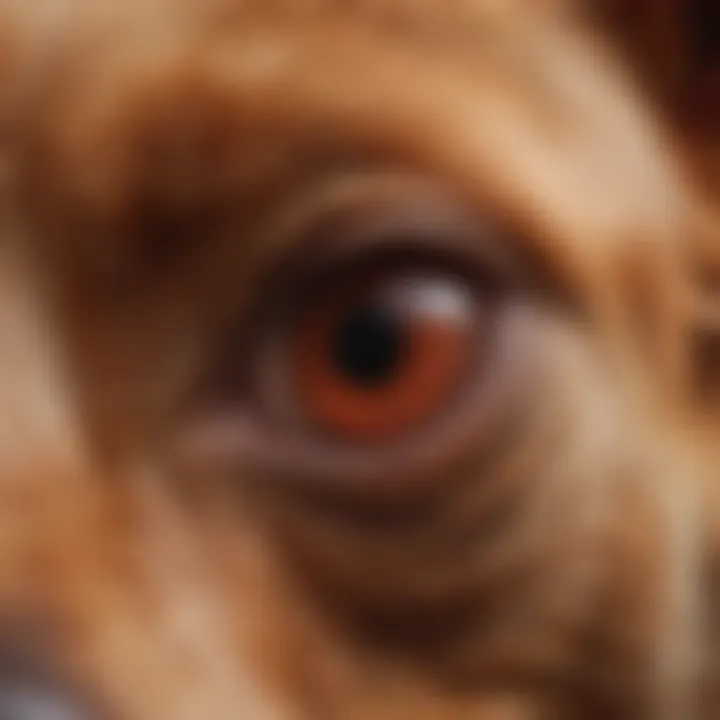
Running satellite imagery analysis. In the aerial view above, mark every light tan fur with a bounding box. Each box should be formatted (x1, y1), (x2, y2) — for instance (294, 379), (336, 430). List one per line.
(0, 1), (717, 718)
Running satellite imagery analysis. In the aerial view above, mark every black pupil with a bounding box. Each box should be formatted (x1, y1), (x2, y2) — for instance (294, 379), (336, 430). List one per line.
(332, 304), (408, 387)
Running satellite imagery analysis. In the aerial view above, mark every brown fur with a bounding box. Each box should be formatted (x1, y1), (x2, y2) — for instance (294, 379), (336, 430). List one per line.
(0, 0), (717, 718)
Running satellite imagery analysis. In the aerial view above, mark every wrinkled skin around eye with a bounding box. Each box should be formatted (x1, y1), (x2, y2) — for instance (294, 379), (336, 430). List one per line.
(0, 1), (717, 720)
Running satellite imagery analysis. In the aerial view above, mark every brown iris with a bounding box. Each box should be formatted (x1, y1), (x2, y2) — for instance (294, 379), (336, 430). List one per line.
(289, 267), (479, 442)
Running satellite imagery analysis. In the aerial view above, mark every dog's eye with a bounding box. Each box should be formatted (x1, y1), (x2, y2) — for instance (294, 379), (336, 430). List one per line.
(286, 265), (479, 443)
(187, 190), (533, 494)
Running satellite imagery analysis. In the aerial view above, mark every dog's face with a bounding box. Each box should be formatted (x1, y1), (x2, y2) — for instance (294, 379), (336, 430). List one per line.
(0, 1), (718, 718)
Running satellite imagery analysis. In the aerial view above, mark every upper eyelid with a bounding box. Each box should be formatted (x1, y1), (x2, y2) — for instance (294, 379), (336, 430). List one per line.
(181, 169), (538, 380)
(246, 170), (527, 296)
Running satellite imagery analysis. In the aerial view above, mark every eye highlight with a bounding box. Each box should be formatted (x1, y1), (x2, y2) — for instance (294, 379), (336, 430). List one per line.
(290, 266), (480, 443)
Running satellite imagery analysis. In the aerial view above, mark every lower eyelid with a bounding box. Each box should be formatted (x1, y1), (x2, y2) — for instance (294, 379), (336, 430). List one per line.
(179, 300), (539, 500)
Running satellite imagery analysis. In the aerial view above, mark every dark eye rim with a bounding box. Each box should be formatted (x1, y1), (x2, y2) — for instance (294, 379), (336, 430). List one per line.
(178, 184), (537, 499)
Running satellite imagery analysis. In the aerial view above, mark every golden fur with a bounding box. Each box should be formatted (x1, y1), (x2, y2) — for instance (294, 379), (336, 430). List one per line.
(0, 1), (717, 718)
